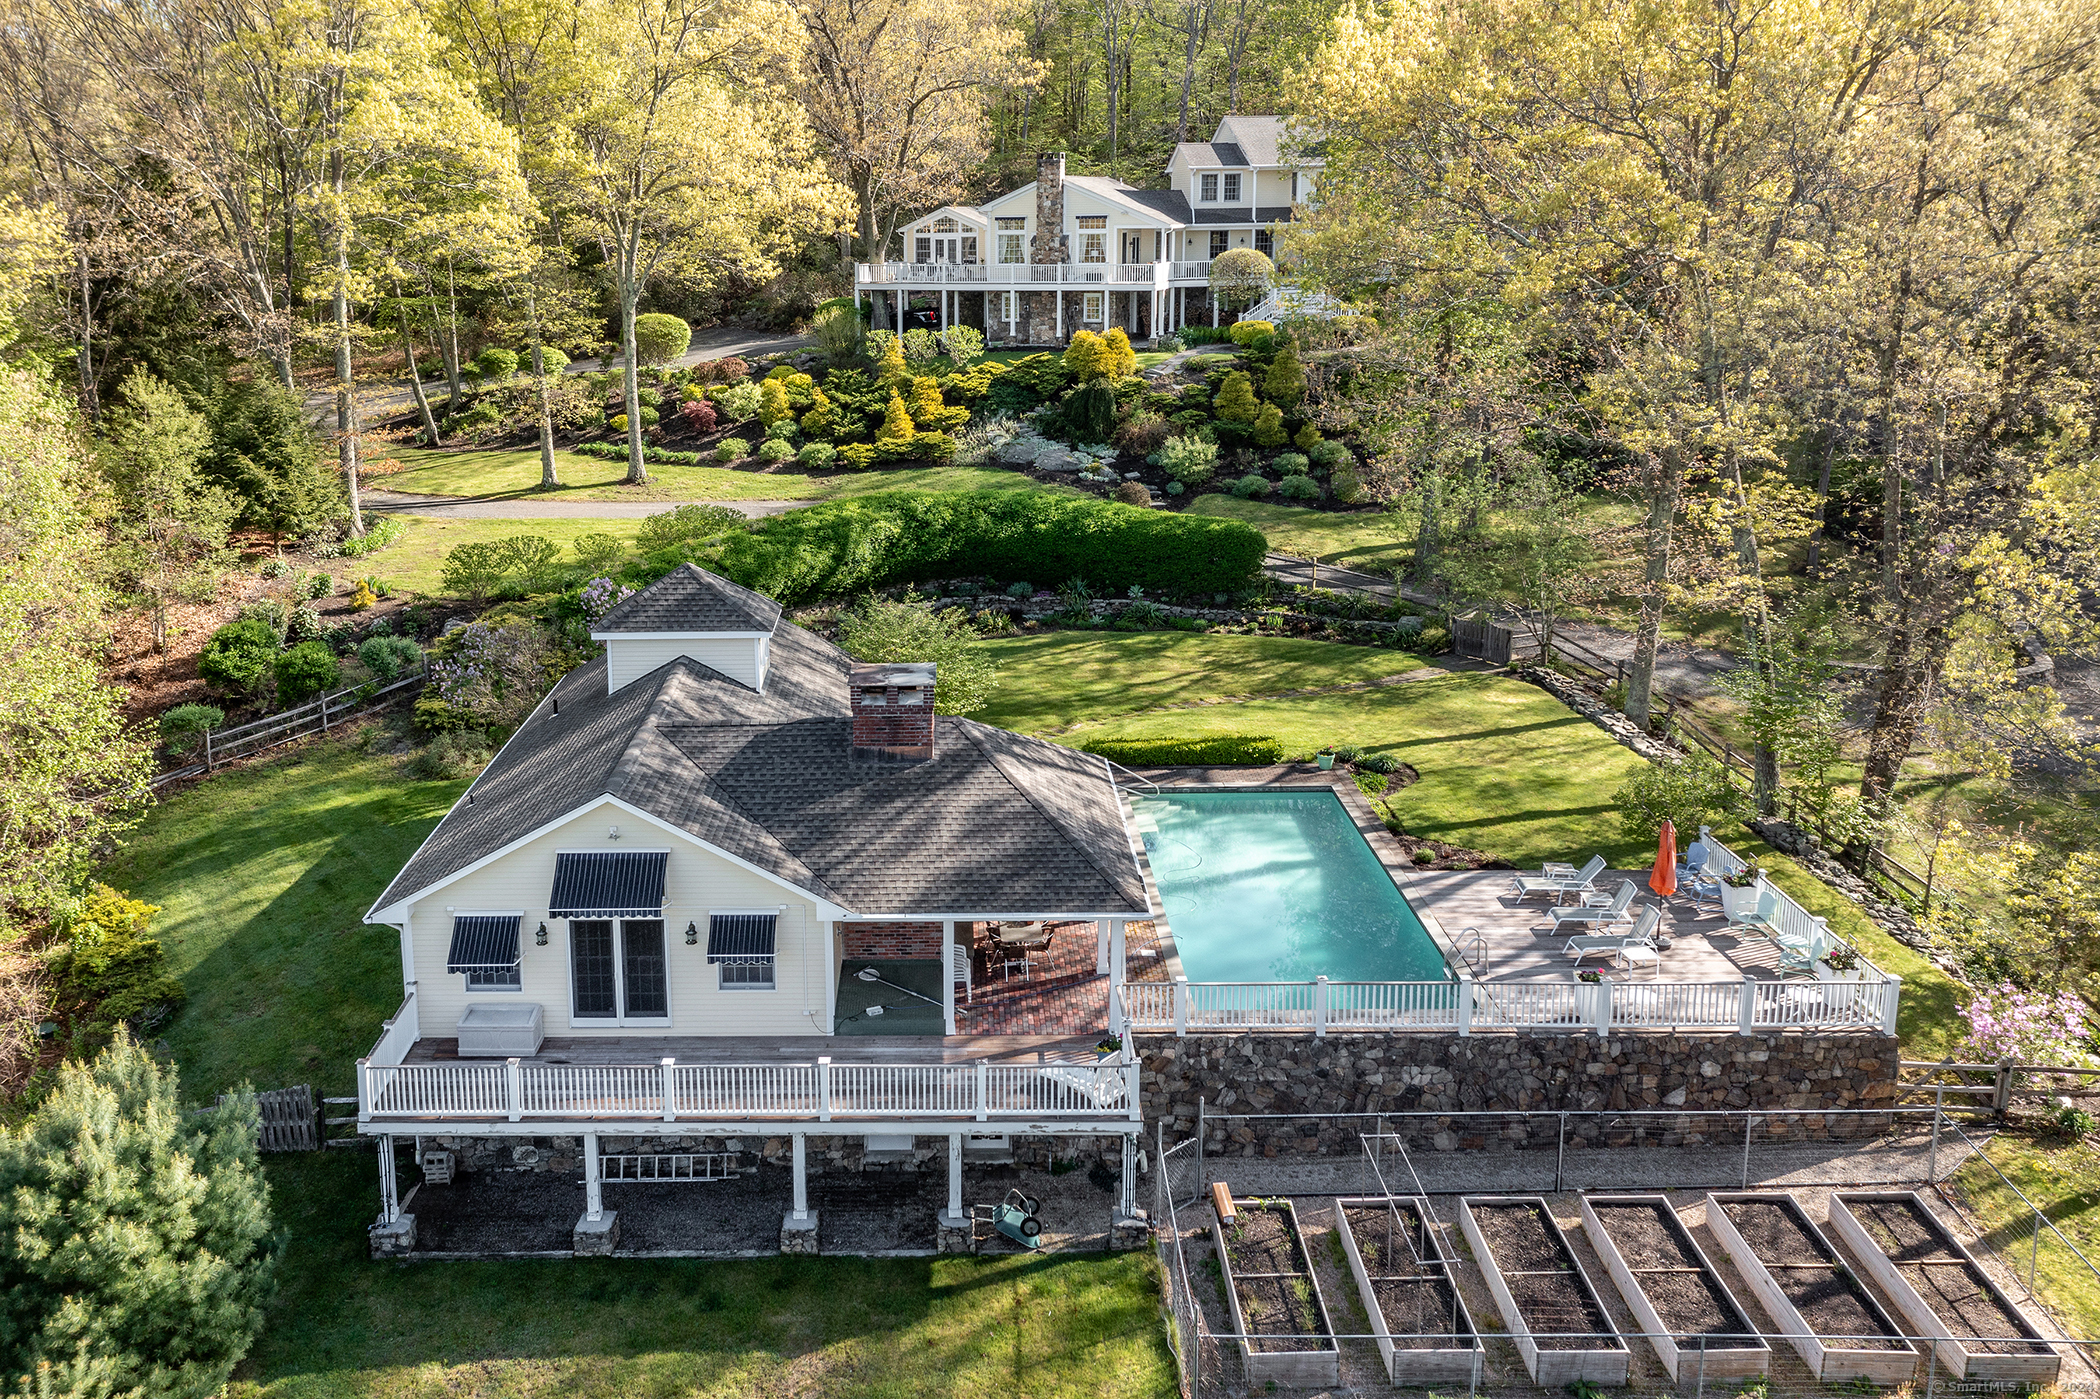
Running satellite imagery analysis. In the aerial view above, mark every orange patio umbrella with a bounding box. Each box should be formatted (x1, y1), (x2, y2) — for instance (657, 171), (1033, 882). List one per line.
(1650, 819), (1679, 898)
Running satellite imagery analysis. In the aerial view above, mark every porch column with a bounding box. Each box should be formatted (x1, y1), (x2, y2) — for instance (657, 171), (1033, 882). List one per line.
(1119, 1134), (1138, 1216)
(1055, 287), (1063, 341)
(1110, 919), (1127, 987)
(1095, 920), (1110, 976)
(791, 1134), (809, 1220)
(948, 1132), (964, 1217)
(825, 921), (839, 1034)
(942, 919), (957, 1036)
(583, 1131), (603, 1221)
(378, 1134), (399, 1223)
(1211, 295), (1218, 328)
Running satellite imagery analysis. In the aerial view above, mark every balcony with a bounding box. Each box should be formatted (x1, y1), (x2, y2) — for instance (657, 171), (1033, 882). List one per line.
(856, 261), (1209, 288)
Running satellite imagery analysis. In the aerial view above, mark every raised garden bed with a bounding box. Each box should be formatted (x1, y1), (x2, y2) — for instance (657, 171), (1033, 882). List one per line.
(1703, 1192), (1917, 1383)
(1828, 1192), (2060, 1383)
(1332, 1196), (1483, 1385)
(1209, 1196), (1340, 1386)
(1458, 1196), (1628, 1384)
(1579, 1195), (1769, 1382)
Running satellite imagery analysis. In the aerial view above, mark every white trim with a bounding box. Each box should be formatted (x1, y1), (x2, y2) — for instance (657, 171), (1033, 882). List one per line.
(365, 795), (854, 925)
(589, 630), (771, 642)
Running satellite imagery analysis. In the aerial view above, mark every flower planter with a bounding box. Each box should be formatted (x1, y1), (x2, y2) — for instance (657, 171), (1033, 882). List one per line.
(1718, 879), (1765, 924)
(1572, 978), (1610, 1029)
(1210, 1196), (1340, 1386)
(1828, 1192), (2060, 1383)
(1458, 1196), (1629, 1385)
(1578, 1195), (1768, 1383)
(1704, 1192), (1917, 1383)
(1333, 1197), (1483, 1385)
(1815, 963), (1868, 984)
(1316, 754), (1335, 771)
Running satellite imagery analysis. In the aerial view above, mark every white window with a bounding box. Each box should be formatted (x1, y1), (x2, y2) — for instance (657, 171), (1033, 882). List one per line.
(932, 216), (958, 232)
(961, 236), (978, 263)
(1223, 173), (1242, 202)
(997, 216), (1026, 231)
(1200, 173), (1219, 202)
(1255, 228), (1274, 258)
(1082, 232), (1105, 263)
(998, 234), (1022, 263)
(914, 236), (931, 263)
(1083, 292), (1103, 321)
(997, 291), (1014, 321)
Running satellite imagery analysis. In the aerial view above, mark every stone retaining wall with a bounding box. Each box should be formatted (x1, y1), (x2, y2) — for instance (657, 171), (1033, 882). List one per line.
(1140, 1030), (1901, 1156)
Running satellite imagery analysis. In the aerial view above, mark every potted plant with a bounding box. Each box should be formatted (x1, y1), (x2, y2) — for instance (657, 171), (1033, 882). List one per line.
(1094, 1034), (1123, 1060)
(1316, 745), (1336, 771)
(1572, 968), (1609, 1028)
(1816, 946), (1866, 983)
(1718, 864), (1766, 923)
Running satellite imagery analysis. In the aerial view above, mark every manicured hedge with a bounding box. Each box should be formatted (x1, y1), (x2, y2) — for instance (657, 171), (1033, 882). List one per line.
(1075, 734), (1286, 765)
(705, 491), (1266, 602)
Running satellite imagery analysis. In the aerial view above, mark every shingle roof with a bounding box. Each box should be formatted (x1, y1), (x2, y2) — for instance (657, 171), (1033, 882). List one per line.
(1118, 188), (1193, 224)
(1192, 207), (1297, 226)
(370, 577), (1148, 918)
(1173, 141), (1230, 169)
(1214, 116), (1283, 166)
(595, 561), (782, 635)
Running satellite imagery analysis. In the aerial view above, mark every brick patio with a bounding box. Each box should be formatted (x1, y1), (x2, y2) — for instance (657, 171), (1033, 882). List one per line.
(954, 919), (1166, 1037)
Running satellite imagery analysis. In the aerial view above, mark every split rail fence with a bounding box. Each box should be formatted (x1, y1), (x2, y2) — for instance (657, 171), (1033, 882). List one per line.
(153, 668), (425, 787)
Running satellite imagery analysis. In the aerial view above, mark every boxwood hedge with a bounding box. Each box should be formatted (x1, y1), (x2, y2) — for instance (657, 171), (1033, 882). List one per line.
(1074, 733), (1286, 765)
(703, 491), (1266, 603)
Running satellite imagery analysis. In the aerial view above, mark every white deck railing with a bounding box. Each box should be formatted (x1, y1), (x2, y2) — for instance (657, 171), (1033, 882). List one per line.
(856, 261), (1182, 287)
(356, 1050), (1140, 1126)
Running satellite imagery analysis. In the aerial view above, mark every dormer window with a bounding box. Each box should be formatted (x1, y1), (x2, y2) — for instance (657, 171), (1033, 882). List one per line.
(1223, 173), (1242, 202)
(1200, 173), (1218, 202)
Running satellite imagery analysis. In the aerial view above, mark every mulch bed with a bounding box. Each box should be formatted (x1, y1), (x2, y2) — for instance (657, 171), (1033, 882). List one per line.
(1588, 1200), (1755, 1339)
(1471, 1202), (1616, 1349)
(1718, 1198), (1909, 1350)
(1848, 1197), (2049, 1354)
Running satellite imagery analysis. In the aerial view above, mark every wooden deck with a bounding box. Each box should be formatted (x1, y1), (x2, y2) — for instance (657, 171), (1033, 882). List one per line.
(405, 1033), (1105, 1066)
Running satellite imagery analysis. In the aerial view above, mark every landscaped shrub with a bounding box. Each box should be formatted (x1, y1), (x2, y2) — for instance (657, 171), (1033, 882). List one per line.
(1076, 733), (1287, 765)
(1102, 327), (1138, 378)
(766, 419), (798, 442)
(273, 639), (340, 706)
(872, 331), (909, 389)
(837, 443), (878, 469)
(937, 324), (984, 368)
(713, 381), (762, 422)
(1226, 319), (1276, 345)
(1165, 481), (1185, 496)
(679, 398), (717, 434)
(1417, 624), (1452, 654)
(473, 346), (518, 381)
(1063, 329), (1109, 382)
(1264, 341), (1306, 409)
(1294, 422), (1323, 452)
(158, 703), (224, 756)
(1308, 438), (1351, 471)
(797, 442), (837, 470)
(198, 618), (278, 693)
(1360, 752), (1403, 774)
(758, 378), (793, 425)
(1273, 452), (1310, 475)
(1230, 473), (1273, 498)
(1113, 481), (1151, 506)
(1212, 371), (1259, 423)
(285, 603), (322, 644)
(910, 376), (968, 432)
(54, 886), (188, 1027)
(1330, 465), (1366, 504)
(574, 533), (627, 572)
(1614, 753), (1740, 844)
(636, 503), (745, 553)
(632, 312), (692, 366)
(1278, 473), (1321, 501)
(439, 535), (563, 602)
(409, 728), (493, 778)
(1158, 434), (1218, 485)
(1114, 412), (1172, 456)
(1067, 379), (1117, 444)
(701, 491), (1266, 602)
(812, 303), (865, 365)
(349, 579), (376, 611)
(1252, 403), (1288, 447)
(356, 634), (423, 681)
(715, 439), (749, 463)
(448, 401), (503, 435)
(757, 437), (796, 464)
(984, 352), (1072, 415)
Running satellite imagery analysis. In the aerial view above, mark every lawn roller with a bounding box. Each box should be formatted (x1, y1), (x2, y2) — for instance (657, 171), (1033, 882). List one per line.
(993, 1189), (1043, 1249)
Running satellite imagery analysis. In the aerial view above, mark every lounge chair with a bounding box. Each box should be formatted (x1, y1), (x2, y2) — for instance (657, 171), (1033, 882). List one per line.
(1547, 879), (1637, 929)
(1510, 854), (1607, 904)
(1563, 906), (1662, 967)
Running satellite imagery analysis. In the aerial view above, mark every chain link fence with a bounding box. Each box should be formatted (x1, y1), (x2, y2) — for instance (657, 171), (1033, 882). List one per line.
(1145, 1107), (2100, 1399)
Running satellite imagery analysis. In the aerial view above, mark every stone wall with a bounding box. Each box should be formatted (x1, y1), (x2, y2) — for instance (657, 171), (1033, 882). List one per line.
(1139, 1030), (1901, 1156)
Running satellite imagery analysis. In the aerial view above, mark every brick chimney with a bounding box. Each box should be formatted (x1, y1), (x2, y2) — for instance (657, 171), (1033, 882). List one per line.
(1030, 152), (1067, 264)
(850, 662), (936, 761)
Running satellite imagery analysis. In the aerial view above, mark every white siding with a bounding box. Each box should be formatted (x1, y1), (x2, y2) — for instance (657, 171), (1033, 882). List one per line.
(405, 800), (831, 1039)
(1256, 169), (1296, 205)
(606, 636), (760, 692)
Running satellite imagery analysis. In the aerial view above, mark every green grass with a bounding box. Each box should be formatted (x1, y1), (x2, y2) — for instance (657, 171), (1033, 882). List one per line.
(1946, 1133), (2100, 1340)
(232, 1153), (1173, 1399)
(101, 737), (465, 1101)
(364, 515), (655, 597)
(380, 446), (1074, 504)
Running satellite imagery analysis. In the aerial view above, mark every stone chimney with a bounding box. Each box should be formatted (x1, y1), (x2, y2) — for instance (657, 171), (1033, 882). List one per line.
(1030, 152), (1067, 264)
(850, 662), (936, 761)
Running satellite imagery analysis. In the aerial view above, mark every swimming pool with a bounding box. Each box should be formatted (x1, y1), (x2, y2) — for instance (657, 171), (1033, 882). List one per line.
(1133, 789), (1450, 983)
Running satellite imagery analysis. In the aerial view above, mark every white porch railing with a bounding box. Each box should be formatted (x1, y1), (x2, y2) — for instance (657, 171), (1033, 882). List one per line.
(356, 1050), (1140, 1126)
(856, 261), (1178, 287)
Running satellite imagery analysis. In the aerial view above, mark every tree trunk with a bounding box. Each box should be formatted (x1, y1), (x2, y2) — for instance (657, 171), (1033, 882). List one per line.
(1861, 611), (1949, 802)
(1624, 448), (1680, 731)
(74, 246), (100, 420)
(441, 260), (464, 404)
(396, 296), (441, 446)
(1412, 468), (1439, 592)
(1723, 448), (1773, 811)
(1806, 420), (1836, 573)
(529, 288), (558, 490)
(332, 154), (363, 538)
(619, 233), (647, 486)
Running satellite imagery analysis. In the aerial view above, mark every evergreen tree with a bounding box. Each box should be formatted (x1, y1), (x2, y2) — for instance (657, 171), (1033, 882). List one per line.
(205, 381), (341, 547)
(0, 1030), (277, 1398)
(874, 333), (910, 390)
(99, 373), (237, 654)
(758, 378), (792, 425)
(1293, 422), (1323, 452)
(909, 376), (946, 427)
(1252, 402), (1287, 447)
(1102, 327), (1137, 378)
(1062, 329), (1107, 382)
(878, 393), (915, 440)
(1212, 370), (1259, 424)
(1264, 341), (1306, 410)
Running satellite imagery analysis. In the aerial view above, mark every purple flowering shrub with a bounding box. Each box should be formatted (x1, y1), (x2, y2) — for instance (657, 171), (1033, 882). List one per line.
(1961, 981), (2093, 1065)
(429, 620), (553, 729)
(580, 576), (635, 622)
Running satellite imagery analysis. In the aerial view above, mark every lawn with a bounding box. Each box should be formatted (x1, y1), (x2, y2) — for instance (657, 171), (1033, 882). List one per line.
(363, 515), (654, 597)
(378, 446), (1072, 503)
(1945, 1131), (2100, 1341)
(232, 1152), (1171, 1399)
(101, 738), (466, 1101)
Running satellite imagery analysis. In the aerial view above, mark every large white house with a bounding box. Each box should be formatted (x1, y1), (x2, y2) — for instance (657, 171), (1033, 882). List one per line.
(854, 115), (1321, 345)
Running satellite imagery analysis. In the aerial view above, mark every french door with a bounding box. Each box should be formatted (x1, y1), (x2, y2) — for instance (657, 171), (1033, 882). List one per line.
(569, 919), (669, 1023)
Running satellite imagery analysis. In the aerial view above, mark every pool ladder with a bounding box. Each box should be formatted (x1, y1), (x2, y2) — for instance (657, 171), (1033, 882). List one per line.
(1453, 927), (1489, 979)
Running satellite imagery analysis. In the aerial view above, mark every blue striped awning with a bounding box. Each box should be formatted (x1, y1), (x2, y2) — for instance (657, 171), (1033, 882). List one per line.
(549, 851), (667, 918)
(446, 915), (521, 973)
(706, 913), (777, 965)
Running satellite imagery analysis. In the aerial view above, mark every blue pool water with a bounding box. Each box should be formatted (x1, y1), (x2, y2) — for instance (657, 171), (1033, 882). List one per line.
(1134, 790), (1450, 982)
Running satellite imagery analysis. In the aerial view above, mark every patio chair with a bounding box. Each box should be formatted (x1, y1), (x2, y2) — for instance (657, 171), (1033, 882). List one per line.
(1546, 879), (1637, 929)
(991, 921), (1051, 982)
(950, 940), (973, 1004)
(1563, 906), (1662, 967)
(1510, 854), (1608, 904)
(1773, 922), (1833, 977)
(1677, 845), (1725, 915)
